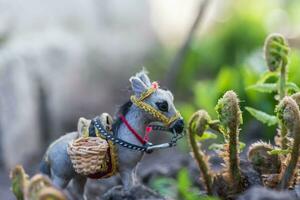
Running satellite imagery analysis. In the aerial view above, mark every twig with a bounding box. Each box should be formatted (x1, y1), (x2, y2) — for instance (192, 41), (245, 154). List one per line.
(165, 0), (209, 89)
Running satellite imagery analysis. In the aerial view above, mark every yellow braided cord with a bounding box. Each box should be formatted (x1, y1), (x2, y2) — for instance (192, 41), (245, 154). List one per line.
(138, 87), (157, 101)
(131, 95), (180, 126)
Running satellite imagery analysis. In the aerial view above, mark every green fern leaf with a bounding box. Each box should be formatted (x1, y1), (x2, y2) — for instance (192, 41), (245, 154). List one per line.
(245, 107), (277, 126)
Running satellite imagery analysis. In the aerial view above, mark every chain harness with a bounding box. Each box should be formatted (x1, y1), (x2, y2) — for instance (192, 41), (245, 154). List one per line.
(92, 82), (184, 153)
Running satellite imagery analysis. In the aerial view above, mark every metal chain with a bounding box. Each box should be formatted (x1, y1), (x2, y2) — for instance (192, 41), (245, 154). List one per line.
(92, 117), (184, 153)
(169, 129), (185, 147)
(93, 117), (148, 152)
(148, 124), (171, 132)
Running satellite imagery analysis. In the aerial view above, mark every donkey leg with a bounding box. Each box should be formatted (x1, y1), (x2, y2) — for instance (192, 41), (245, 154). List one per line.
(132, 166), (139, 185)
(52, 174), (70, 189)
(68, 175), (87, 200)
(120, 169), (137, 191)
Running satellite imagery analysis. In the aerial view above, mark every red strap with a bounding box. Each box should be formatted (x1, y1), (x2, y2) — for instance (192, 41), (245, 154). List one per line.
(144, 126), (152, 142)
(119, 114), (147, 144)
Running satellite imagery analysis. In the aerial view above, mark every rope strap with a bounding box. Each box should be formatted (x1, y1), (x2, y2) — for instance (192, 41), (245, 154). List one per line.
(131, 95), (180, 126)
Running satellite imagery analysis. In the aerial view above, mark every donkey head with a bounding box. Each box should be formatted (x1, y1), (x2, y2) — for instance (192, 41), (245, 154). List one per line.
(129, 70), (184, 133)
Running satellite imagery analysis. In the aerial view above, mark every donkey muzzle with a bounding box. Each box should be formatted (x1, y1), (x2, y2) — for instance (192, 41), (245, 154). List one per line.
(171, 118), (184, 133)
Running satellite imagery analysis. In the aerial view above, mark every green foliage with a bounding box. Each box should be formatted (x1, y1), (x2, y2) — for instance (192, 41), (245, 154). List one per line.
(246, 83), (277, 93)
(286, 82), (300, 93)
(150, 177), (177, 199)
(268, 148), (291, 156)
(146, 0), (300, 197)
(177, 169), (200, 200)
(10, 166), (28, 200)
(288, 50), (300, 86)
(245, 107), (277, 126)
(256, 71), (279, 84)
(208, 143), (224, 151)
(11, 174), (25, 200)
(186, 32), (300, 196)
(177, 169), (220, 200)
(177, 10), (266, 89)
(209, 142), (245, 152)
(170, 1), (300, 143)
(10, 165), (66, 200)
(195, 132), (217, 142)
(193, 67), (244, 118)
(150, 169), (219, 200)
(188, 91), (247, 197)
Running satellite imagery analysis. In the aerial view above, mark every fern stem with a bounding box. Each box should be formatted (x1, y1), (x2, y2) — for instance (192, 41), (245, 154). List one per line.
(279, 62), (286, 99)
(188, 132), (213, 194)
(228, 125), (241, 185)
(216, 91), (243, 188)
(188, 112), (213, 194)
(279, 61), (288, 149)
(280, 125), (288, 150)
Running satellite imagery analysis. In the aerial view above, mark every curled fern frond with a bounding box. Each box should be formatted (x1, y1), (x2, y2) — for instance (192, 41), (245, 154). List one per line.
(248, 141), (281, 175)
(264, 33), (290, 72)
(216, 90), (242, 133)
(215, 91), (243, 190)
(188, 110), (213, 194)
(291, 92), (300, 106)
(10, 165), (29, 200)
(276, 97), (300, 130)
(276, 97), (300, 189)
(188, 110), (211, 137)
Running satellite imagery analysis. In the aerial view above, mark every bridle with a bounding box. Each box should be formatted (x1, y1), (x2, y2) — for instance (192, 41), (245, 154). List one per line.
(91, 82), (184, 153)
(130, 82), (181, 127)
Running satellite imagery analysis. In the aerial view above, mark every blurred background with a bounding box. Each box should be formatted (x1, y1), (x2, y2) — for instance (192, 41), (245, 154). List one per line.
(1, 0), (300, 199)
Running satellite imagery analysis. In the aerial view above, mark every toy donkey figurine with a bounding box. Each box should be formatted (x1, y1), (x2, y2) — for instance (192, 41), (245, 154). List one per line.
(40, 70), (184, 199)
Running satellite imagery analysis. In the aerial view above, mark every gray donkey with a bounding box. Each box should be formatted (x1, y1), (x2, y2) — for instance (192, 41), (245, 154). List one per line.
(40, 70), (184, 199)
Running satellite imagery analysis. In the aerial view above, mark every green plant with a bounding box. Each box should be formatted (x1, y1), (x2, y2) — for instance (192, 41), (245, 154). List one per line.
(245, 34), (300, 189)
(10, 165), (29, 200)
(188, 110), (213, 194)
(246, 33), (297, 149)
(217, 91), (245, 191)
(188, 91), (247, 199)
(188, 34), (300, 199)
(10, 165), (66, 200)
(276, 97), (300, 188)
(150, 169), (219, 200)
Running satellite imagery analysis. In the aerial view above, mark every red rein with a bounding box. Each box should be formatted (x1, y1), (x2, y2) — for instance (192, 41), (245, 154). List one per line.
(119, 114), (151, 144)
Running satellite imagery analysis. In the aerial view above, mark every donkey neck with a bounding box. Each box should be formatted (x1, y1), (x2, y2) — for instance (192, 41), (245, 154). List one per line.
(117, 104), (149, 145)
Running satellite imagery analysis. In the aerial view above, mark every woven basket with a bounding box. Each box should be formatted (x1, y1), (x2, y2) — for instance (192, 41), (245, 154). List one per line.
(67, 137), (109, 176)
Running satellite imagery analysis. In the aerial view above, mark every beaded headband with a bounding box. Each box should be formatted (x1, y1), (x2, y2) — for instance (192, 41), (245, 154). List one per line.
(130, 82), (181, 126)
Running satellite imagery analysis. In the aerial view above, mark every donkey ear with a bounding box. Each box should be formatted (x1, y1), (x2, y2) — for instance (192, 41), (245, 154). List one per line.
(166, 90), (174, 101)
(129, 76), (148, 97)
(136, 69), (151, 87)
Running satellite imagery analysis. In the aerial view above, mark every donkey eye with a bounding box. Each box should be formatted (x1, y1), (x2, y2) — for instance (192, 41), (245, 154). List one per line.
(156, 101), (169, 112)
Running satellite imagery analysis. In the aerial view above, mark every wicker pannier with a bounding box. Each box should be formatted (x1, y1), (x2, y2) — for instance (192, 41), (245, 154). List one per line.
(67, 137), (109, 176)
